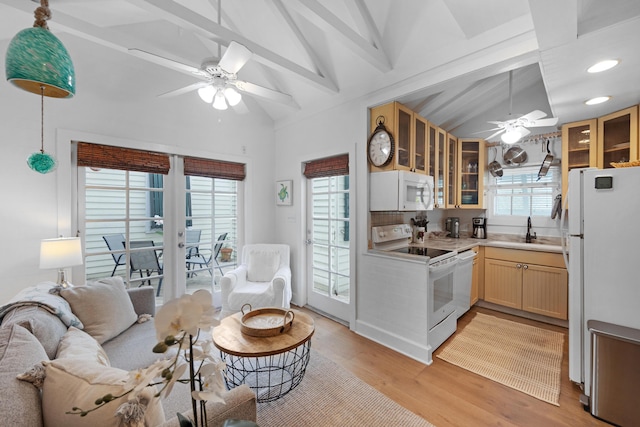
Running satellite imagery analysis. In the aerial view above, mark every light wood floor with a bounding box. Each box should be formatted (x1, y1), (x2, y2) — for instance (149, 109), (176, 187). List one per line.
(299, 305), (609, 427)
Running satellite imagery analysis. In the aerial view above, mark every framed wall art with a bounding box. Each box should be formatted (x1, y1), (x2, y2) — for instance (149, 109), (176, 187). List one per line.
(276, 180), (292, 205)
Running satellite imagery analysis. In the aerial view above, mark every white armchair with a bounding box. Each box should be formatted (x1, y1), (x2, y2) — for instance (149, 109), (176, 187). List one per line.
(220, 244), (292, 318)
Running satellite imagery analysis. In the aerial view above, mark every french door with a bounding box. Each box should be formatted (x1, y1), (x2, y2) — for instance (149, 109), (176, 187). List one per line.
(77, 145), (239, 305)
(306, 174), (351, 322)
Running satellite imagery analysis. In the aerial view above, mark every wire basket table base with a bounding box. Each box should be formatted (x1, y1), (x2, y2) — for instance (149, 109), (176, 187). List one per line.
(221, 340), (312, 402)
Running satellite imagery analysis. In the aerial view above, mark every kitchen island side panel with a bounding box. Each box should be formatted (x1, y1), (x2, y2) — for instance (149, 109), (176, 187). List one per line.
(356, 252), (431, 364)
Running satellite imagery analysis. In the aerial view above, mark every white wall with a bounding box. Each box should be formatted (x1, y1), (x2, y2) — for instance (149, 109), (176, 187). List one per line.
(0, 36), (277, 303)
(274, 99), (367, 310)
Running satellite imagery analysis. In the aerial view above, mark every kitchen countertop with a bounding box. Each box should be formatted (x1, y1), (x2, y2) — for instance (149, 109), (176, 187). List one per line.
(411, 232), (563, 254)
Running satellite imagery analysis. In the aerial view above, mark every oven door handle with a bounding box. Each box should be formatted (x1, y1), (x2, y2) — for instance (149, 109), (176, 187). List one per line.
(428, 258), (458, 276)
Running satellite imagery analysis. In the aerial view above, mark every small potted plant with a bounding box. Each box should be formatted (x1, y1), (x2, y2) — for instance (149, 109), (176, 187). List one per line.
(220, 246), (233, 262)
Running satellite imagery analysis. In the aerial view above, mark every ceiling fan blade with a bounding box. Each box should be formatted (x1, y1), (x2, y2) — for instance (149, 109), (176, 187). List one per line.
(158, 81), (209, 98)
(233, 80), (295, 106)
(128, 48), (206, 77)
(487, 121), (505, 126)
(219, 41), (253, 74)
(517, 127), (531, 138)
(472, 127), (503, 135)
(519, 110), (547, 122)
(485, 129), (506, 140)
(527, 117), (559, 127)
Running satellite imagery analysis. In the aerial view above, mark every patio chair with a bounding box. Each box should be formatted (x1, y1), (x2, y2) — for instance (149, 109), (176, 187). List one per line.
(129, 240), (163, 296)
(102, 234), (126, 277)
(186, 232), (228, 277)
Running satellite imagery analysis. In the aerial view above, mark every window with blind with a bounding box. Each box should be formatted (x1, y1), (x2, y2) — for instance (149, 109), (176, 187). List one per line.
(487, 165), (560, 218)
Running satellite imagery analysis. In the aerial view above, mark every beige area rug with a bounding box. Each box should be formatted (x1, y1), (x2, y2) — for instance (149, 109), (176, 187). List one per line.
(257, 351), (435, 427)
(437, 312), (564, 406)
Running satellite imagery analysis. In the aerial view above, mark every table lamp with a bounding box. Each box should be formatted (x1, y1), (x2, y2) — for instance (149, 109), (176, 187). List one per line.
(40, 237), (83, 287)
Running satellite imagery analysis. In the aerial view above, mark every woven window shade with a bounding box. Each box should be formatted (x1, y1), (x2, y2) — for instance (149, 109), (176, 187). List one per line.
(303, 154), (349, 179)
(76, 142), (170, 174)
(184, 157), (246, 181)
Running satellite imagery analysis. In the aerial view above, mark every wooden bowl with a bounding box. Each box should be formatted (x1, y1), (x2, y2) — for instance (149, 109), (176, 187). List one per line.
(240, 304), (295, 337)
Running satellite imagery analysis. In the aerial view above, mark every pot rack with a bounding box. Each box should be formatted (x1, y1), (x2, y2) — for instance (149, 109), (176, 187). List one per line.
(485, 130), (561, 148)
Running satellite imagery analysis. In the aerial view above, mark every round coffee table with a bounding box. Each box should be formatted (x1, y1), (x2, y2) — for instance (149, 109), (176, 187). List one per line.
(212, 309), (315, 402)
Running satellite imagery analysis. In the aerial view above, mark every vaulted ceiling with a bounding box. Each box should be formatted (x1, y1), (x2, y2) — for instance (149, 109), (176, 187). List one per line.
(1, 0), (639, 141)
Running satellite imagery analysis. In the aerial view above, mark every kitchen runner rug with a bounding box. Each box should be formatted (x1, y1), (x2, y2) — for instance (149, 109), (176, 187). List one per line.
(436, 312), (564, 406)
(257, 350), (435, 427)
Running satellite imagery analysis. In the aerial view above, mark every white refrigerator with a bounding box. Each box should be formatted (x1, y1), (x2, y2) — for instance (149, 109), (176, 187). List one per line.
(565, 167), (640, 397)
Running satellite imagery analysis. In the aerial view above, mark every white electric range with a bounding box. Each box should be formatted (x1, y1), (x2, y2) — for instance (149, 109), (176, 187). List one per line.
(371, 224), (459, 357)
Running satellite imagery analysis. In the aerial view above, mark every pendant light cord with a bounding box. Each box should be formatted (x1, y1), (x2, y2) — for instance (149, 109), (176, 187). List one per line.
(34, 0), (51, 29)
(40, 85), (45, 153)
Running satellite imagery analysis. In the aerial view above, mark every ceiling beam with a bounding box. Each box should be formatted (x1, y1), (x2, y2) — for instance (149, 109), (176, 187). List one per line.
(0, 0), (198, 68)
(345, 0), (385, 51)
(129, 0), (338, 94)
(528, 0), (577, 51)
(286, 0), (391, 72)
(270, 0), (334, 84)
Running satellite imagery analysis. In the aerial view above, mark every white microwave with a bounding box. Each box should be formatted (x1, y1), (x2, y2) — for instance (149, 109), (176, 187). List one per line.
(370, 170), (434, 211)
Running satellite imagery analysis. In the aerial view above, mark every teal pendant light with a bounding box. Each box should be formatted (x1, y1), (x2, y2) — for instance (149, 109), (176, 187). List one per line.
(5, 0), (75, 98)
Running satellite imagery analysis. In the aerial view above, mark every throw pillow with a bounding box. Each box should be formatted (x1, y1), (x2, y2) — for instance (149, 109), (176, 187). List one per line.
(0, 324), (49, 427)
(60, 277), (137, 344)
(0, 305), (69, 359)
(247, 249), (280, 282)
(56, 326), (110, 367)
(42, 358), (165, 427)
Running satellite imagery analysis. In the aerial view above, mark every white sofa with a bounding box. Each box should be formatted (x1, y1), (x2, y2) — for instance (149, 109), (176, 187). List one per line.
(0, 279), (256, 426)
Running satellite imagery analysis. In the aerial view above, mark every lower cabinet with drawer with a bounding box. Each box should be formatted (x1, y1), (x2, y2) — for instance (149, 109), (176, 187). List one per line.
(483, 247), (568, 320)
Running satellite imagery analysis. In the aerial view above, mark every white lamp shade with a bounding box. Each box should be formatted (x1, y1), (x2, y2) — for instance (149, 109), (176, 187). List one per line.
(212, 89), (228, 110)
(501, 128), (523, 144)
(224, 87), (242, 106)
(197, 85), (215, 103)
(40, 237), (83, 269)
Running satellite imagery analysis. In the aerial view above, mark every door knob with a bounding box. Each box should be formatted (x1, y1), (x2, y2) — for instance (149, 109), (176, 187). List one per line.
(178, 242), (185, 248)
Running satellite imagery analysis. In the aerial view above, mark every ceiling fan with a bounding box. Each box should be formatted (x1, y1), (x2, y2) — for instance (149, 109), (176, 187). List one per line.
(482, 70), (559, 144)
(130, 41), (294, 110)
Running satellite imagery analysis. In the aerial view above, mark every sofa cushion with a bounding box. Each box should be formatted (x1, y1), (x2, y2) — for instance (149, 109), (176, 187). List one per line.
(101, 319), (173, 371)
(1, 305), (68, 359)
(42, 357), (165, 427)
(61, 277), (137, 344)
(0, 324), (49, 427)
(56, 326), (110, 367)
(247, 249), (280, 282)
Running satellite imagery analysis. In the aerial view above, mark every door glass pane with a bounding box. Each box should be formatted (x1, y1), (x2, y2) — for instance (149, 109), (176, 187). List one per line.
(310, 175), (350, 303)
(186, 177), (238, 295)
(84, 168), (165, 300)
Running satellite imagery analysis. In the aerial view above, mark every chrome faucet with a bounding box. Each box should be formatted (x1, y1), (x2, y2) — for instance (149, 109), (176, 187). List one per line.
(526, 216), (537, 243)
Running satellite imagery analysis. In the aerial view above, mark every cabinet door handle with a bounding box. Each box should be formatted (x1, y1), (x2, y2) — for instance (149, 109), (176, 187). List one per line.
(523, 264), (528, 270)
(516, 263), (522, 269)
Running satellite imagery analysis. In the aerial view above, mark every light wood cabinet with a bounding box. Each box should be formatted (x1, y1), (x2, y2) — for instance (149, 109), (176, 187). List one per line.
(561, 119), (597, 197)
(484, 247), (568, 320)
(369, 102), (429, 174)
(445, 138), (485, 208)
(429, 122), (447, 208)
(597, 105), (639, 169)
(561, 105), (639, 197)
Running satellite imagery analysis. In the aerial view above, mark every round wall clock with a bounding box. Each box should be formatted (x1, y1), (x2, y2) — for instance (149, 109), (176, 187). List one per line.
(367, 116), (394, 167)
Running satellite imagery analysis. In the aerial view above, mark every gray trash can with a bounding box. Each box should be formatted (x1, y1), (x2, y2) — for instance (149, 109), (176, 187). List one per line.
(587, 320), (640, 426)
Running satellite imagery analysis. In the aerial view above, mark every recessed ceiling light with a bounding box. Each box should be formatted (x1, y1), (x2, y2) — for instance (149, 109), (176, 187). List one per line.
(587, 60), (619, 73)
(585, 96), (611, 105)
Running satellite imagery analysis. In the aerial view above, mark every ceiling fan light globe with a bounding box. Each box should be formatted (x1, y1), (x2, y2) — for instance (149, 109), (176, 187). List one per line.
(213, 90), (228, 110)
(501, 128), (522, 144)
(224, 87), (242, 106)
(198, 85), (215, 103)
